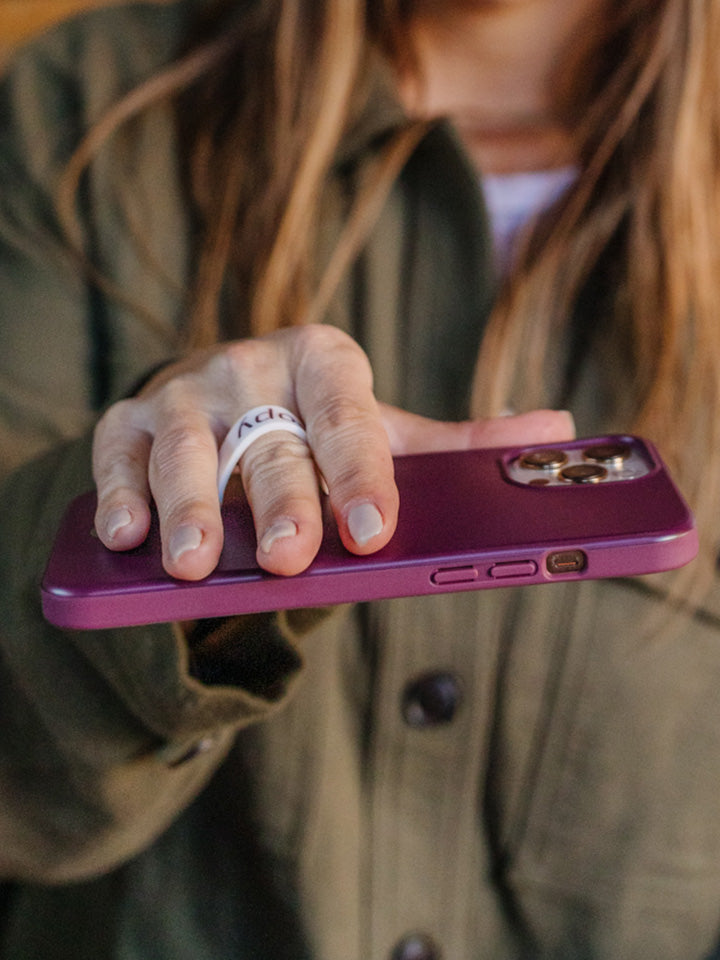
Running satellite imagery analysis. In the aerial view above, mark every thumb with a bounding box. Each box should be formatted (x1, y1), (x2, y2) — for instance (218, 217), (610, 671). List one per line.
(380, 405), (576, 456)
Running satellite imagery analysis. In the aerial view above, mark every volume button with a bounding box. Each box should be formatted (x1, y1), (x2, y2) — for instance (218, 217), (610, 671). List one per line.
(431, 566), (479, 586)
(488, 560), (538, 579)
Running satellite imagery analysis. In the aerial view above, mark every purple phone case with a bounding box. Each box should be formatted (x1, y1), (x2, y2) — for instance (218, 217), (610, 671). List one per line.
(41, 435), (698, 629)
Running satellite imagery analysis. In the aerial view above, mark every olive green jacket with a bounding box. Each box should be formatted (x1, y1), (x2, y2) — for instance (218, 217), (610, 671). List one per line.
(1, 4), (720, 959)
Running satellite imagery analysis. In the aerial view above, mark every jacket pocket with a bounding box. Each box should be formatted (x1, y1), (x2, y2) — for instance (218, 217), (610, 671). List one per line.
(487, 579), (720, 959)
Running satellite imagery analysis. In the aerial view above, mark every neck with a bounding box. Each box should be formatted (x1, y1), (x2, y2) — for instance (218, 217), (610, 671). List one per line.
(399, 1), (603, 173)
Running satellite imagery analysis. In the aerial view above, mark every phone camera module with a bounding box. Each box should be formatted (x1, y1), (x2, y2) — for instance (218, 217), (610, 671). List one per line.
(519, 449), (568, 470)
(505, 438), (650, 487)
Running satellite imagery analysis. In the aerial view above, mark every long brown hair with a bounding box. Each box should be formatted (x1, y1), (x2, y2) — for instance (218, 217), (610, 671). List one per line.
(472, 0), (720, 599)
(173, 0), (427, 344)
(57, 0), (426, 344)
(59, 0), (720, 599)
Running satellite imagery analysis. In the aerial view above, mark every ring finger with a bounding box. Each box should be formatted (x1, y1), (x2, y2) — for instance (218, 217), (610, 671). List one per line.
(238, 425), (325, 576)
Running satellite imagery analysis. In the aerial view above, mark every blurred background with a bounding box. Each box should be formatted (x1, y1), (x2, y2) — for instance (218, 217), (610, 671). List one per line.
(0, 1), (108, 55)
(0, 1), (168, 61)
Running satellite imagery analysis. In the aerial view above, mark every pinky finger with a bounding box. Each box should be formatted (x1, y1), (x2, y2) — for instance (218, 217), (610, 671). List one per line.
(92, 399), (154, 551)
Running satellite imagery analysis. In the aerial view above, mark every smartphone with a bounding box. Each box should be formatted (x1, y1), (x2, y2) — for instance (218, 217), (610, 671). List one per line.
(41, 435), (698, 629)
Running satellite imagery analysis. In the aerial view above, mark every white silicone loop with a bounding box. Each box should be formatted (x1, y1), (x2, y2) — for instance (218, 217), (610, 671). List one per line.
(217, 405), (307, 501)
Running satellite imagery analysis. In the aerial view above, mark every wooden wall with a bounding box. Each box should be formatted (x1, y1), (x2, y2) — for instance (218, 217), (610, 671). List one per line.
(0, 1), (169, 59)
(0, 2), (112, 50)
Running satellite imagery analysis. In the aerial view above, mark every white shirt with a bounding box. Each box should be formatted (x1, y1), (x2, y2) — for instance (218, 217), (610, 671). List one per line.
(481, 166), (577, 272)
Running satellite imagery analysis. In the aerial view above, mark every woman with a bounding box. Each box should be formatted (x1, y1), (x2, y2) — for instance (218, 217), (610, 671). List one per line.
(0, 1), (719, 957)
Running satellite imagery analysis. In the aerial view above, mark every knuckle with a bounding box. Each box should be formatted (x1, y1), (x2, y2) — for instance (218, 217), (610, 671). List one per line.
(329, 452), (392, 499)
(241, 437), (314, 507)
(95, 446), (147, 488)
(242, 434), (312, 481)
(295, 325), (372, 376)
(221, 339), (277, 384)
(163, 493), (209, 523)
(94, 398), (140, 439)
(311, 411), (393, 496)
(213, 339), (293, 408)
(154, 375), (201, 416)
(211, 327), (373, 412)
(293, 323), (345, 352)
(311, 395), (378, 438)
(150, 425), (216, 479)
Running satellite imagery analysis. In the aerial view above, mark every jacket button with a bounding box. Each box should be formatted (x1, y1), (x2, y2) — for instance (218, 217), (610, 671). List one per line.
(391, 933), (442, 960)
(401, 672), (461, 728)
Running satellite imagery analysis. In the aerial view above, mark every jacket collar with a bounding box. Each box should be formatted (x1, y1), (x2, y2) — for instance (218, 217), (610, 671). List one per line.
(333, 51), (482, 219)
(334, 51), (417, 169)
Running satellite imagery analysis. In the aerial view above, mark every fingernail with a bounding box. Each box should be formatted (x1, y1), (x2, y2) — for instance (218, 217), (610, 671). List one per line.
(259, 519), (298, 555)
(106, 507), (132, 539)
(347, 502), (383, 546)
(169, 525), (203, 563)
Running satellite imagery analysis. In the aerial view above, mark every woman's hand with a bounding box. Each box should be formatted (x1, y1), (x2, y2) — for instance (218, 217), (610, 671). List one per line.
(92, 325), (574, 581)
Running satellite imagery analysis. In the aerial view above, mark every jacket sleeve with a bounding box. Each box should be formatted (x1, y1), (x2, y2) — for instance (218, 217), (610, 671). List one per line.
(0, 6), (310, 884)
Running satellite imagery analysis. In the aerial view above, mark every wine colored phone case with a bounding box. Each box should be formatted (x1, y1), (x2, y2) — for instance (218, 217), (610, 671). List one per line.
(41, 435), (698, 629)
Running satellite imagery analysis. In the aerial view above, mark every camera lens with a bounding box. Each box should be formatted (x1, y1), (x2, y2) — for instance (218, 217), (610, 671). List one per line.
(519, 449), (568, 470)
(560, 463), (607, 483)
(583, 443), (630, 465)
